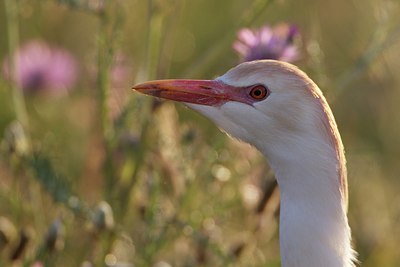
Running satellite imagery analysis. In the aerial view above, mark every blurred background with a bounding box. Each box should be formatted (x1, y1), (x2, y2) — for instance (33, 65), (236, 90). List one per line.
(1, 0), (400, 266)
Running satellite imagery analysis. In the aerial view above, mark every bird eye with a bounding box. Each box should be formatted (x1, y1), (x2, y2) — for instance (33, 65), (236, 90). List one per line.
(249, 85), (268, 100)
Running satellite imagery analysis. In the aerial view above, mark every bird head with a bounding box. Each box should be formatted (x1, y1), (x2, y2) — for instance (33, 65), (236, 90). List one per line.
(133, 60), (334, 162)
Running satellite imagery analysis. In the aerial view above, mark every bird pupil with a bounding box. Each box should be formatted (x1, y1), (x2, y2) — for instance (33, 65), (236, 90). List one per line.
(254, 89), (261, 96)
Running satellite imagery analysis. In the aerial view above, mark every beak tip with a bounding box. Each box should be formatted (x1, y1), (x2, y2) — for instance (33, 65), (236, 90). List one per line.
(132, 83), (146, 91)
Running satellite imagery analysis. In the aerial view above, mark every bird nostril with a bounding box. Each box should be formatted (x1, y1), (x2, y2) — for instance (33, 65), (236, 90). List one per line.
(199, 85), (212, 90)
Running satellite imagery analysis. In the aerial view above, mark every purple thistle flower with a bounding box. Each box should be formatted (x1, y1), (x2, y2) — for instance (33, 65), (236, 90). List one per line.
(233, 23), (301, 63)
(2, 40), (78, 95)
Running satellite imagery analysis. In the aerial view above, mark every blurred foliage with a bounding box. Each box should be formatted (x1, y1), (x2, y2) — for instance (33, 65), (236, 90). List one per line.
(0, 0), (400, 266)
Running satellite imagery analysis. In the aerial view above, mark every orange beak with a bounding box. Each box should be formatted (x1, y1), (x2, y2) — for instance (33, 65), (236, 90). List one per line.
(132, 79), (252, 106)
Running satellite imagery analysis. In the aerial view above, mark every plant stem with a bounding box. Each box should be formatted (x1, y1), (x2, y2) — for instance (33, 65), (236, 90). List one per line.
(145, 0), (164, 80)
(116, 0), (166, 218)
(97, 7), (112, 142)
(183, 0), (275, 77)
(4, 0), (30, 138)
(334, 8), (400, 98)
(97, 0), (118, 200)
(95, 2), (125, 265)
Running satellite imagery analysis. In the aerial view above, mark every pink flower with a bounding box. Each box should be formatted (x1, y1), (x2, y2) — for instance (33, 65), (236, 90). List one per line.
(2, 40), (78, 95)
(233, 23), (301, 62)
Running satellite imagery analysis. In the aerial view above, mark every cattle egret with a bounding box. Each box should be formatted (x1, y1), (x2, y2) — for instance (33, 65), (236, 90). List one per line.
(133, 60), (357, 267)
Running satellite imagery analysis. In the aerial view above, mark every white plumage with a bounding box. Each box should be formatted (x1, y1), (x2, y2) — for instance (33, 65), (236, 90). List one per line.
(133, 60), (357, 267)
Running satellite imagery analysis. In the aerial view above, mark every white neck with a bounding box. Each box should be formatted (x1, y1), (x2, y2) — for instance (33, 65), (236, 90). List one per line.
(259, 134), (356, 267)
